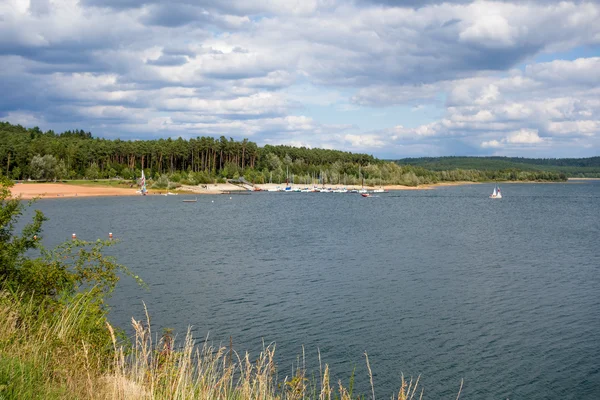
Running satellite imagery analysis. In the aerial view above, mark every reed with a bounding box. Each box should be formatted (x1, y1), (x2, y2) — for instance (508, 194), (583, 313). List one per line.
(1, 292), (430, 399)
(0, 289), (111, 399)
(103, 306), (428, 400)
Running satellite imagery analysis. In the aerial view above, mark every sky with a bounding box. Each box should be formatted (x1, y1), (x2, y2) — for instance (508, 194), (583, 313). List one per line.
(1, 0), (600, 158)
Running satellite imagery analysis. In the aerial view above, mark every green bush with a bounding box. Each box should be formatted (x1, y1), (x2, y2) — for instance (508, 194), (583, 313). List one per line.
(152, 174), (169, 189)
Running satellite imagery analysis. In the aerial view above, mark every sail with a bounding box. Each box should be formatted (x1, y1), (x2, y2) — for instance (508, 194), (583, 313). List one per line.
(140, 170), (147, 194)
(492, 186), (497, 196)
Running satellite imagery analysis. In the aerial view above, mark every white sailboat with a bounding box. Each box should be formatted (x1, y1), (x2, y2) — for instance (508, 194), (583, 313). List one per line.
(138, 170), (147, 196)
(489, 184), (502, 199)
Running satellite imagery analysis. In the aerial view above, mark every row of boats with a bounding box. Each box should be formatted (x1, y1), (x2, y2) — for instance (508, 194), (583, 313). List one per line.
(265, 186), (387, 194)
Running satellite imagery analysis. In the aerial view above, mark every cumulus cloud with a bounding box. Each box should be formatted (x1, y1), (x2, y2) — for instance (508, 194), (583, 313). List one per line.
(0, 0), (599, 157)
(482, 128), (546, 148)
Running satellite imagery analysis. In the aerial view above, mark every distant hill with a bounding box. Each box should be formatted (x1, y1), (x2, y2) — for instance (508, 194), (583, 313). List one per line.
(393, 156), (600, 178)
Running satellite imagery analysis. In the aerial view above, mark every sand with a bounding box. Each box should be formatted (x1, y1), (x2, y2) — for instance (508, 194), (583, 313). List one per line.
(9, 180), (483, 199)
(9, 183), (139, 199)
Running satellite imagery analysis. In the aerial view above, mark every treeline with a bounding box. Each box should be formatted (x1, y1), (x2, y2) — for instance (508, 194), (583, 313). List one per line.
(395, 156), (600, 177)
(0, 121), (567, 186)
(0, 121), (376, 184)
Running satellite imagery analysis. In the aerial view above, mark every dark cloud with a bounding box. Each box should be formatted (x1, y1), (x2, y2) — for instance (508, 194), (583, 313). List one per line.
(81, 0), (264, 17)
(448, 43), (543, 73)
(356, 0), (589, 6)
(204, 70), (273, 80)
(141, 3), (207, 27)
(355, 0), (471, 8)
(80, 0), (156, 9)
(29, 0), (52, 16)
(162, 47), (197, 57)
(146, 54), (189, 66)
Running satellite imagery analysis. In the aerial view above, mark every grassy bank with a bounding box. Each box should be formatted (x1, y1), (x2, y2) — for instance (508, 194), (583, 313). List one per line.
(0, 290), (428, 400)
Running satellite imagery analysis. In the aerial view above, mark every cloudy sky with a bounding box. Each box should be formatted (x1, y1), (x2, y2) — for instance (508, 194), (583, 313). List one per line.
(1, 0), (599, 158)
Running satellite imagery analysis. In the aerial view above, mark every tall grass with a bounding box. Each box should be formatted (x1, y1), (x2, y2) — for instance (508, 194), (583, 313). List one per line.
(1, 292), (431, 399)
(0, 290), (109, 399)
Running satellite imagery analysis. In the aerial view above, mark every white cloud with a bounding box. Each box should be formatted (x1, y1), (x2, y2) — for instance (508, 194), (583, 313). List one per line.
(459, 14), (518, 48)
(343, 133), (385, 148)
(1, 0), (599, 158)
(506, 128), (544, 144)
(481, 139), (502, 148)
(481, 129), (545, 149)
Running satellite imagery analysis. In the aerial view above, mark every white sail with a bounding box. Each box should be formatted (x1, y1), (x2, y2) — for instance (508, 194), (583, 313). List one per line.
(140, 170), (147, 195)
(490, 185), (502, 198)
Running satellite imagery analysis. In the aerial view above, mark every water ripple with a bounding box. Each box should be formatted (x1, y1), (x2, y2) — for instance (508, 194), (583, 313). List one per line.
(24, 182), (600, 399)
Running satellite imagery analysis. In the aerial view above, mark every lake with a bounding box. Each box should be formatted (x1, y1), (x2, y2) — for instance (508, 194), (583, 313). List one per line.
(24, 181), (600, 398)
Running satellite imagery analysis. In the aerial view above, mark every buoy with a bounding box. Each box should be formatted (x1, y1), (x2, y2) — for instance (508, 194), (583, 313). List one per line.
(211, 200), (214, 203)
(72, 233), (76, 240)
(109, 232), (113, 239)
(230, 197), (232, 200)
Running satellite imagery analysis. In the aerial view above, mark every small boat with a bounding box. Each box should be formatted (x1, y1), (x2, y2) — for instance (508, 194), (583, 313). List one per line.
(139, 170), (148, 196)
(361, 193), (371, 197)
(182, 197), (198, 203)
(489, 185), (502, 199)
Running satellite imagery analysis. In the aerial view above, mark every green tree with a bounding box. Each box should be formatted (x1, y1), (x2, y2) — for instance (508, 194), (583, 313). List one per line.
(152, 174), (169, 189)
(30, 154), (58, 181)
(1, 175), (143, 297)
(85, 162), (100, 180)
(265, 153), (282, 171)
(11, 166), (21, 180)
(54, 159), (67, 180)
(0, 177), (46, 284)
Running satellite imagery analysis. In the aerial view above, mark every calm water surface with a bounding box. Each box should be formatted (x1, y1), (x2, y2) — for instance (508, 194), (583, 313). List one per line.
(28, 182), (600, 398)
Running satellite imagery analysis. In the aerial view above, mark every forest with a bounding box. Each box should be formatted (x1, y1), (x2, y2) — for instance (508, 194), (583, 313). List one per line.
(1, 121), (569, 186)
(394, 156), (600, 177)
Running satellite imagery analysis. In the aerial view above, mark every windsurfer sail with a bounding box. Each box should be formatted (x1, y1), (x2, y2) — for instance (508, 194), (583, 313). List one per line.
(140, 170), (147, 195)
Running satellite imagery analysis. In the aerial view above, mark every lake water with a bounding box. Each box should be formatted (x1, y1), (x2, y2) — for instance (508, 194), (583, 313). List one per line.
(25, 182), (600, 398)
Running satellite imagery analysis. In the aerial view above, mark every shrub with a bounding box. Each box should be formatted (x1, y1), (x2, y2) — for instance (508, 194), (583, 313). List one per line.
(152, 174), (169, 189)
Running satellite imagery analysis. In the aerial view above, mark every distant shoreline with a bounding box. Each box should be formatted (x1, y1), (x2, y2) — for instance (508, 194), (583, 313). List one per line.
(10, 179), (581, 199)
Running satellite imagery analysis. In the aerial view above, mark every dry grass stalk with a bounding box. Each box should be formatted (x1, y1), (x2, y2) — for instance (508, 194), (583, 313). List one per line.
(2, 291), (459, 399)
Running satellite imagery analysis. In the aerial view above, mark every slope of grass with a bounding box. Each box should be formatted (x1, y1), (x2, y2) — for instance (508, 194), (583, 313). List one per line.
(0, 292), (430, 400)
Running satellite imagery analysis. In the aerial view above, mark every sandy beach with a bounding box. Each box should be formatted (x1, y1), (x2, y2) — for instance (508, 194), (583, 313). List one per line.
(9, 183), (140, 199)
(9, 180), (484, 199)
